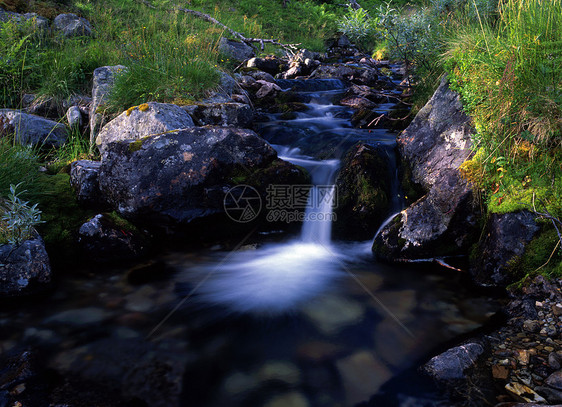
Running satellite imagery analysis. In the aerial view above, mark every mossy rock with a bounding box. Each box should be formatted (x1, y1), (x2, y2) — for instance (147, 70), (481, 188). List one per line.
(334, 143), (392, 240)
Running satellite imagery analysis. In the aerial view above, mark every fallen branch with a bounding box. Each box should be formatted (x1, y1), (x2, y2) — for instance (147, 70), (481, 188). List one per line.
(175, 6), (301, 54)
(395, 257), (465, 272)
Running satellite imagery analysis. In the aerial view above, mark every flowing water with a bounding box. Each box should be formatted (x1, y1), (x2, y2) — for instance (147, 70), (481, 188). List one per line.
(0, 71), (503, 407)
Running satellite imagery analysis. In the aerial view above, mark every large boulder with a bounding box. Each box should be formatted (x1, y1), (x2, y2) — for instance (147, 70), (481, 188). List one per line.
(53, 13), (92, 37)
(373, 76), (479, 260)
(398, 75), (473, 190)
(0, 235), (51, 297)
(183, 102), (253, 128)
(89, 65), (127, 146)
(96, 102), (194, 153)
(333, 143), (392, 240)
(0, 109), (67, 147)
(470, 211), (539, 287)
(218, 38), (254, 62)
(98, 127), (306, 233)
(246, 56), (283, 75)
(0, 9), (49, 31)
(373, 170), (479, 260)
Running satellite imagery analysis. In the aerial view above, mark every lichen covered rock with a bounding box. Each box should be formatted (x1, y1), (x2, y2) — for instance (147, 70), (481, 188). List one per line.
(96, 102), (194, 153)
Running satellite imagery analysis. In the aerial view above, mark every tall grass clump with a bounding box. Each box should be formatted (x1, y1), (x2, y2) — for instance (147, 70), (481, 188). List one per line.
(0, 138), (41, 197)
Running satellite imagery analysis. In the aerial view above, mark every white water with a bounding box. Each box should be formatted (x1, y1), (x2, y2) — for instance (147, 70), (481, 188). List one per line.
(179, 79), (401, 314)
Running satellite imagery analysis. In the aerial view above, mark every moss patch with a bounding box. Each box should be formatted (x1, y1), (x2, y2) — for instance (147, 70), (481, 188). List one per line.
(32, 173), (95, 268)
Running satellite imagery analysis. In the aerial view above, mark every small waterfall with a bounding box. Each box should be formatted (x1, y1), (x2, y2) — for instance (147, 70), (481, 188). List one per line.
(279, 154), (340, 245)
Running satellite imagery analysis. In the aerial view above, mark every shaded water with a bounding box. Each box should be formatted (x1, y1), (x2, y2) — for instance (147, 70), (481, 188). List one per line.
(0, 73), (503, 407)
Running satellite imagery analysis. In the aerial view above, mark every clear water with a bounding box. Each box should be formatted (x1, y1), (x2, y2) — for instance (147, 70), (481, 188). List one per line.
(0, 74), (503, 407)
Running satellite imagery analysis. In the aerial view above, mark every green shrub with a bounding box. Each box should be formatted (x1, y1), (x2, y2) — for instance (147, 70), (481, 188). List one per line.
(0, 183), (44, 245)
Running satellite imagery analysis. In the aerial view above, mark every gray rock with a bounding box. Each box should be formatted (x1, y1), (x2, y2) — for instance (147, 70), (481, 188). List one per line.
(22, 13), (49, 31)
(0, 235), (51, 296)
(66, 106), (82, 128)
(546, 370), (562, 391)
(0, 109), (67, 147)
(374, 170), (479, 260)
(246, 70), (276, 84)
(246, 56), (282, 75)
(218, 37), (254, 62)
(0, 9), (48, 32)
(78, 213), (148, 262)
(53, 13), (92, 37)
(45, 307), (110, 326)
(70, 160), (104, 207)
(423, 342), (485, 381)
(255, 80), (282, 99)
(182, 102), (253, 128)
(89, 65), (127, 146)
(398, 75), (473, 190)
(98, 127), (279, 226)
(373, 76), (479, 260)
(471, 210), (539, 286)
(310, 64), (378, 87)
(96, 102), (194, 153)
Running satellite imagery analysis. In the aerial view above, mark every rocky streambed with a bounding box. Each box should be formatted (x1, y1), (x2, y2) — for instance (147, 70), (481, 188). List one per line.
(1, 18), (561, 406)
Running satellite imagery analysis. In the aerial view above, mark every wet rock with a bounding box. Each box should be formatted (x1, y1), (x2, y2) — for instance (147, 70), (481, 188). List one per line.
(374, 170), (479, 260)
(336, 351), (392, 405)
(66, 106), (82, 128)
(89, 65), (127, 145)
(310, 64), (379, 87)
(45, 307), (110, 326)
(223, 371), (258, 395)
(334, 143), (392, 240)
(238, 75), (259, 90)
(423, 341), (494, 404)
(523, 319), (541, 333)
(53, 13), (92, 37)
(0, 109), (67, 147)
(96, 102), (194, 153)
(77, 213), (149, 262)
(246, 70), (276, 84)
(247, 56), (282, 75)
(0, 350), (37, 391)
(70, 160), (105, 207)
(423, 342), (486, 381)
(183, 102), (253, 127)
(218, 38), (254, 62)
(265, 392), (309, 407)
(255, 80), (282, 99)
(51, 337), (189, 407)
(471, 211), (539, 287)
(545, 370), (562, 390)
(301, 295), (364, 334)
(0, 235), (51, 297)
(257, 361), (301, 385)
(549, 352), (562, 370)
(339, 95), (376, 110)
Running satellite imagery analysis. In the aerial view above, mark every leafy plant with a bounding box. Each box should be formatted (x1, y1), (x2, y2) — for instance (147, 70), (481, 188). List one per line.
(337, 6), (375, 43)
(0, 183), (44, 245)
